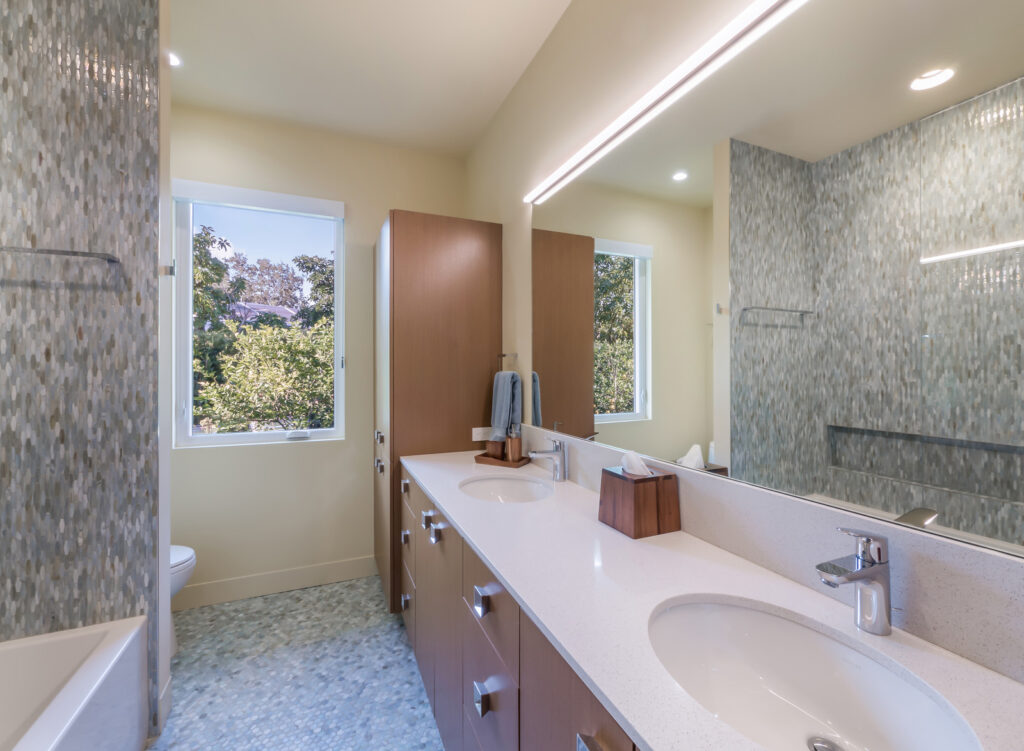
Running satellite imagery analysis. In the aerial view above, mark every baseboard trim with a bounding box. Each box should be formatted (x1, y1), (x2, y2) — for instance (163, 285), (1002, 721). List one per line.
(154, 675), (172, 739)
(171, 555), (378, 611)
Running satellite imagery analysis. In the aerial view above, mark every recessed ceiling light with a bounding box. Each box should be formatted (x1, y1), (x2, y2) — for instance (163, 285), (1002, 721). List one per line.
(168, 51), (182, 68)
(672, 171), (689, 182)
(910, 68), (954, 91)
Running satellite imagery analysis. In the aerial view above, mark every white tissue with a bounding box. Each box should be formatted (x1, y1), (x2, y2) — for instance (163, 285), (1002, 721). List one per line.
(708, 440), (716, 464)
(621, 450), (653, 476)
(678, 444), (705, 469)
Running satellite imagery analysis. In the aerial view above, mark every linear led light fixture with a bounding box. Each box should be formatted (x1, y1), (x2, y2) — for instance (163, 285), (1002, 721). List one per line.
(523, 0), (812, 205)
(920, 238), (1024, 265)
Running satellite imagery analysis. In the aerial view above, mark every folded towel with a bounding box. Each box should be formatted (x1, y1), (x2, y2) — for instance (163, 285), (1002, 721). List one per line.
(490, 371), (522, 441)
(531, 371), (542, 427)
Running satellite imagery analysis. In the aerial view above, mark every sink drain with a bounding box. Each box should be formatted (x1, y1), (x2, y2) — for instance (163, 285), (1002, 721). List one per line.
(807, 738), (844, 751)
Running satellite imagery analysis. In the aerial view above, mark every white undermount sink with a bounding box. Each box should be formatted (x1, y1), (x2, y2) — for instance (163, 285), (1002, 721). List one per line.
(648, 596), (981, 751)
(457, 474), (552, 503)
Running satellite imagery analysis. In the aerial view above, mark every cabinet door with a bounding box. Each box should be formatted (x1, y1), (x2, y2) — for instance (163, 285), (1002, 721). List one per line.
(400, 562), (416, 648)
(520, 616), (633, 751)
(400, 494), (417, 583)
(531, 228), (596, 438)
(463, 605), (518, 751)
(415, 492), (464, 751)
(414, 503), (436, 705)
(430, 508), (464, 751)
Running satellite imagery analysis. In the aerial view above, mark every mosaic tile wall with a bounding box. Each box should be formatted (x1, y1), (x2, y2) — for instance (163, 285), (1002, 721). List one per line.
(0, 0), (160, 725)
(730, 79), (1024, 549)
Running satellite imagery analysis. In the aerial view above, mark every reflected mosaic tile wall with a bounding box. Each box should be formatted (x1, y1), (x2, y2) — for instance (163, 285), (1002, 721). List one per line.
(0, 0), (159, 724)
(731, 79), (1024, 549)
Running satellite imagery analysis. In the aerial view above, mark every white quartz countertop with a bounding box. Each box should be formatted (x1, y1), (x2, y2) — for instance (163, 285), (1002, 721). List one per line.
(401, 451), (1024, 751)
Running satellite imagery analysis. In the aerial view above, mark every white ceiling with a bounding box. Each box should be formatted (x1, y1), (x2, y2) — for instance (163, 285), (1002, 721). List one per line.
(169, 0), (572, 154)
(582, 0), (1024, 206)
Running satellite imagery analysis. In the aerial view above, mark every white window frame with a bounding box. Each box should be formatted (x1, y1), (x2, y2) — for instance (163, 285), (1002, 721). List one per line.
(594, 238), (652, 424)
(172, 179), (345, 447)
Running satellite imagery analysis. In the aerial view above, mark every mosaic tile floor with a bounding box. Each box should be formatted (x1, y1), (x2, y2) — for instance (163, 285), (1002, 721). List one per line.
(150, 577), (443, 751)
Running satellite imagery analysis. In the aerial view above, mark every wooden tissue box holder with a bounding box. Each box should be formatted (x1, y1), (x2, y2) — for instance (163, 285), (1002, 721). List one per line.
(598, 466), (681, 539)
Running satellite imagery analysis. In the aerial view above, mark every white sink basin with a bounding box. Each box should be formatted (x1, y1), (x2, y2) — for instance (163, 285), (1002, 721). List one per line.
(458, 474), (552, 503)
(649, 597), (980, 751)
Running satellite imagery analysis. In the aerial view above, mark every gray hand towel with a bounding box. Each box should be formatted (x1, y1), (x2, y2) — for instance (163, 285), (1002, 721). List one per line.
(490, 371), (522, 441)
(531, 371), (542, 427)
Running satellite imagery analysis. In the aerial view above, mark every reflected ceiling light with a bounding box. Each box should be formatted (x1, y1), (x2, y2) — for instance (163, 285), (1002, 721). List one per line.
(910, 68), (954, 91)
(920, 238), (1024, 265)
(168, 51), (182, 67)
(672, 170), (689, 182)
(523, 0), (812, 205)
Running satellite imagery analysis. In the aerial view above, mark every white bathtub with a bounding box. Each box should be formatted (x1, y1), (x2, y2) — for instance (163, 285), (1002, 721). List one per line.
(0, 616), (147, 751)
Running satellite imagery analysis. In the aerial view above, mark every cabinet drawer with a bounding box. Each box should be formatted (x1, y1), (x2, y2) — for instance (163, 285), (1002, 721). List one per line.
(400, 496), (416, 583)
(400, 562), (416, 648)
(520, 615), (633, 751)
(402, 467), (431, 517)
(463, 604), (518, 751)
(462, 544), (519, 678)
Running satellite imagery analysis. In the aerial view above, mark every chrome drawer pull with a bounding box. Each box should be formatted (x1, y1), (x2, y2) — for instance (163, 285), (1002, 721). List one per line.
(473, 585), (491, 618)
(400, 529), (411, 545)
(473, 680), (491, 717)
(373, 458), (385, 473)
(400, 478), (410, 494)
(576, 734), (605, 751)
(400, 593), (411, 611)
(421, 510), (434, 529)
(429, 523), (442, 545)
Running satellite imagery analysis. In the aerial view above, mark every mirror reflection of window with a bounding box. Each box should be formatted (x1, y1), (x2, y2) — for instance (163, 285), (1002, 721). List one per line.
(594, 240), (651, 423)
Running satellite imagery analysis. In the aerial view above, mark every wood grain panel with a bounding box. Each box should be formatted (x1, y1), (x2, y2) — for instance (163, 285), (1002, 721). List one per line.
(381, 210), (502, 610)
(432, 508), (465, 751)
(400, 495), (416, 583)
(462, 707), (484, 751)
(463, 604), (518, 751)
(401, 562), (416, 649)
(520, 614), (633, 751)
(462, 544), (520, 679)
(532, 228), (595, 438)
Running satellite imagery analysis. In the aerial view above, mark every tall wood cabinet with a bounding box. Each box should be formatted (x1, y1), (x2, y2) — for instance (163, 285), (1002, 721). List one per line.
(374, 210), (502, 612)
(531, 228), (595, 439)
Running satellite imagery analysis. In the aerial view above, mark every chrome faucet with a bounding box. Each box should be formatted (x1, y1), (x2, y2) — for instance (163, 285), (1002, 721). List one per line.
(529, 439), (568, 482)
(816, 527), (892, 636)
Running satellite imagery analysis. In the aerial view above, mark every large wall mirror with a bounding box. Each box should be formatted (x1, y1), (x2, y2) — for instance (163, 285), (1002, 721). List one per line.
(530, 0), (1024, 557)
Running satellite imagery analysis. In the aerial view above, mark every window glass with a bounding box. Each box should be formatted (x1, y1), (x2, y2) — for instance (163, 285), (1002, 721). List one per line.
(183, 201), (340, 438)
(594, 253), (637, 415)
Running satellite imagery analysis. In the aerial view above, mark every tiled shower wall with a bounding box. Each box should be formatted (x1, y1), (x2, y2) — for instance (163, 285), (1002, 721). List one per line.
(730, 78), (1024, 548)
(0, 0), (160, 722)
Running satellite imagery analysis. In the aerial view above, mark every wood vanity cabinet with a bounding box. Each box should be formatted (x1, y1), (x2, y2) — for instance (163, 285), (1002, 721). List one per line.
(520, 615), (634, 751)
(403, 472), (636, 751)
(373, 210), (502, 613)
(405, 467), (465, 751)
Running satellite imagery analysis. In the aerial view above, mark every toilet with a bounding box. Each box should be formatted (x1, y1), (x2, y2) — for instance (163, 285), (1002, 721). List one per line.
(169, 545), (197, 655)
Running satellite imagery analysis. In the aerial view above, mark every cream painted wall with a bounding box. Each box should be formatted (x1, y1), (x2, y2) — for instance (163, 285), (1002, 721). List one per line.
(711, 139), (732, 466)
(170, 105), (467, 608)
(465, 0), (754, 425)
(532, 181), (712, 461)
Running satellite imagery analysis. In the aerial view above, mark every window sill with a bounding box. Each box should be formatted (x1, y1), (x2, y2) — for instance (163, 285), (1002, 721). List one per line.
(594, 414), (651, 425)
(174, 430), (344, 450)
